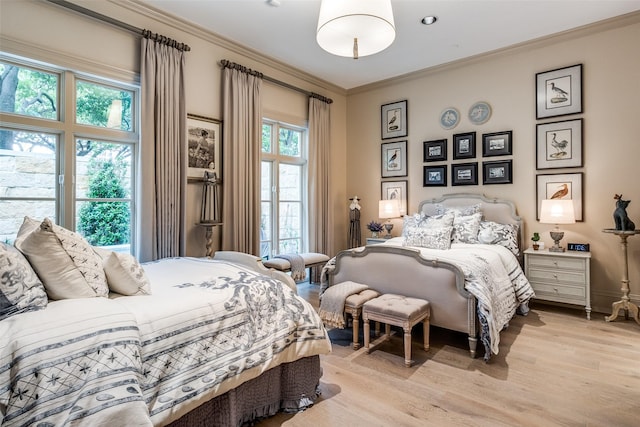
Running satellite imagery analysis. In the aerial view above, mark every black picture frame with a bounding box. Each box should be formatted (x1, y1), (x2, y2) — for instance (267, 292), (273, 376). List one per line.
(536, 64), (583, 119)
(536, 119), (583, 169)
(536, 172), (583, 221)
(381, 100), (408, 139)
(423, 139), (447, 162)
(453, 132), (476, 159)
(381, 140), (407, 178)
(423, 165), (447, 187)
(482, 131), (512, 157)
(482, 160), (513, 185)
(451, 162), (478, 186)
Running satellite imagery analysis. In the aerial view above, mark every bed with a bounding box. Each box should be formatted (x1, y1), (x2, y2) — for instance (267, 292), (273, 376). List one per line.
(0, 219), (332, 427)
(325, 193), (534, 361)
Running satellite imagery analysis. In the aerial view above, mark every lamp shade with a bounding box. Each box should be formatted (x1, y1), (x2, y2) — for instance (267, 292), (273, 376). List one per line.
(379, 199), (400, 219)
(539, 199), (576, 224)
(317, 0), (395, 59)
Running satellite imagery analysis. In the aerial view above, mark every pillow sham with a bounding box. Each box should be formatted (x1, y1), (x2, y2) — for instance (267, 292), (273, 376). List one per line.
(14, 217), (109, 300)
(452, 212), (482, 244)
(403, 225), (453, 250)
(94, 248), (151, 296)
(434, 203), (481, 216)
(402, 211), (454, 234)
(0, 242), (48, 320)
(478, 220), (520, 257)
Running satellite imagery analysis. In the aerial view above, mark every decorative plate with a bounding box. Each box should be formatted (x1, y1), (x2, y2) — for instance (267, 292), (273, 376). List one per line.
(439, 107), (460, 130)
(468, 101), (492, 125)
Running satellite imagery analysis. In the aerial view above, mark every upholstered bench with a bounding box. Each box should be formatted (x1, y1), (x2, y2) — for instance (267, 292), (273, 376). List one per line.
(263, 252), (329, 283)
(363, 294), (430, 367)
(344, 289), (381, 349)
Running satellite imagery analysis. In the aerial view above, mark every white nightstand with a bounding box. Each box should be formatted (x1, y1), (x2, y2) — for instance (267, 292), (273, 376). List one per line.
(524, 248), (591, 319)
(366, 237), (388, 245)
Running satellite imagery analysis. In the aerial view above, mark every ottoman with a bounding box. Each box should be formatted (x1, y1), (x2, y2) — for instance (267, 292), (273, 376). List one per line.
(363, 294), (430, 367)
(344, 289), (381, 349)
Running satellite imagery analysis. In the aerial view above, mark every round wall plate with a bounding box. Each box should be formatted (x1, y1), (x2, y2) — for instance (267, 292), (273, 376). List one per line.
(440, 107), (460, 130)
(469, 101), (492, 125)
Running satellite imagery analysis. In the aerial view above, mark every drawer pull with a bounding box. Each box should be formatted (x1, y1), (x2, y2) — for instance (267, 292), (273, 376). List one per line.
(553, 287), (558, 293)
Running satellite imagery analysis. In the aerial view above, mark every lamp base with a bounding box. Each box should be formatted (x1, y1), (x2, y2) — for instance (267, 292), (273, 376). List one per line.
(549, 230), (565, 252)
(383, 222), (394, 239)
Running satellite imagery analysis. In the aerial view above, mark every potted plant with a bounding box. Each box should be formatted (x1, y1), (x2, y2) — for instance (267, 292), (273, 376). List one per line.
(366, 221), (384, 238)
(531, 232), (541, 250)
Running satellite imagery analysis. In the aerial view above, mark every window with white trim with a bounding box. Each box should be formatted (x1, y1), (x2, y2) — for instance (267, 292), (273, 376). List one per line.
(0, 54), (139, 253)
(260, 119), (307, 259)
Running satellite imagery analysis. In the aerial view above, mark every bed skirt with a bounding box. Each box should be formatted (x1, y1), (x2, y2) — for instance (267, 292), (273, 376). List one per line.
(167, 355), (322, 427)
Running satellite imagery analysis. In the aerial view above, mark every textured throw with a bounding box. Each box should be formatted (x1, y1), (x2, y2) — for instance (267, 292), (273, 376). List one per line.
(319, 280), (369, 329)
(275, 253), (307, 281)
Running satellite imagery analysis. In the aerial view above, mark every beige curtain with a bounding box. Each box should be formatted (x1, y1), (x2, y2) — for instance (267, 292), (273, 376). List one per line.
(308, 95), (332, 255)
(221, 62), (263, 255)
(137, 36), (187, 262)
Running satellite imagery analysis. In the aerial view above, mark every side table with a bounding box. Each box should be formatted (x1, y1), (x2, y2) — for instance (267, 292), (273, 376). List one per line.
(602, 229), (639, 325)
(196, 222), (222, 258)
(366, 237), (389, 245)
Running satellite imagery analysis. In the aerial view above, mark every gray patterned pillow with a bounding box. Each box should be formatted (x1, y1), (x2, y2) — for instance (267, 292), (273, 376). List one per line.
(452, 212), (483, 244)
(478, 221), (520, 257)
(434, 203), (481, 216)
(402, 226), (453, 250)
(402, 211), (454, 234)
(0, 242), (48, 320)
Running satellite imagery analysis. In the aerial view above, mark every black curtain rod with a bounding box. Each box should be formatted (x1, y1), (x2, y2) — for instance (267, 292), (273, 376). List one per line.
(44, 0), (191, 52)
(220, 59), (333, 104)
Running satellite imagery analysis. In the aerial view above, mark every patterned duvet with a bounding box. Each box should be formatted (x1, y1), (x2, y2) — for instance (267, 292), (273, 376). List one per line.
(0, 258), (331, 426)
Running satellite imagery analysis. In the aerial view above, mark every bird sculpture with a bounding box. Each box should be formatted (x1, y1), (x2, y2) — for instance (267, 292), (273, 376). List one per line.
(549, 82), (569, 100)
(550, 133), (569, 158)
(550, 183), (569, 199)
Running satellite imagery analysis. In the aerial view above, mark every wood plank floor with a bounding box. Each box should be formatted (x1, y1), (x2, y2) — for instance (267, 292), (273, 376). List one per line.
(258, 282), (640, 427)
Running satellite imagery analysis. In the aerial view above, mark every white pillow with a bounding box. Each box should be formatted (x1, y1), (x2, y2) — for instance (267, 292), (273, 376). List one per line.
(95, 248), (151, 296)
(403, 226), (453, 250)
(452, 212), (483, 244)
(14, 217), (109, 300)
(478, 221), (520, 257)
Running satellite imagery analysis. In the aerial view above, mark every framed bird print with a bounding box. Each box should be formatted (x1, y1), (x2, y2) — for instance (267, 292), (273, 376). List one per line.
(536, 64), (583, 119)
(536, 119), (583, 169)
(381, 140), (407, 178)
(536, 172), (583, 221)
(381, 100), (408, 139)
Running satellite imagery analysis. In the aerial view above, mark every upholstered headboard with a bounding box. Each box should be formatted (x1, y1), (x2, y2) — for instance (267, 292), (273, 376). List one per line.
(417, 193), (524, 256)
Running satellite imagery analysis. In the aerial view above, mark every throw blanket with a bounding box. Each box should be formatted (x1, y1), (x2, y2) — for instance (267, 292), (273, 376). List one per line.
(319, 280), (369, 328)
(275, 253), (306, 281)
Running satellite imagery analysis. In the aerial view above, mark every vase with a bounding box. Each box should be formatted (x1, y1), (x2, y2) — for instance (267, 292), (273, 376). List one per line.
(371, 231), (379, 238)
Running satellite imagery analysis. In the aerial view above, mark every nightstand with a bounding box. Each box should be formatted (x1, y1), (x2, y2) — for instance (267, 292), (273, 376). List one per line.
(524, 248), (591, 319)
(366, 237), (388, 245)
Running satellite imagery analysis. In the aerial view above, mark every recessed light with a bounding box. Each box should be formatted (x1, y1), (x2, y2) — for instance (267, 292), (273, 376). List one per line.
(421, 16), (437, 25)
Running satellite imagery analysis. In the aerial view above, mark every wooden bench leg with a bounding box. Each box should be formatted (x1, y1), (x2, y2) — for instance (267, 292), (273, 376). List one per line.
(403, 326), (412, 367)
(352, 310), (361, 350)
(363, 318), (370, 353)
(423, 318), (430, 351)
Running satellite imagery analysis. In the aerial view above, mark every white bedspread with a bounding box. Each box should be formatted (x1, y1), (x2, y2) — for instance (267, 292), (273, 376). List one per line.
(0, 257), (331, 427)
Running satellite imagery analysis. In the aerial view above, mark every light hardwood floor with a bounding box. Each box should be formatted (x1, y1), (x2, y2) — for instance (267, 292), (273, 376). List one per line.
(258, 282), (640, 427)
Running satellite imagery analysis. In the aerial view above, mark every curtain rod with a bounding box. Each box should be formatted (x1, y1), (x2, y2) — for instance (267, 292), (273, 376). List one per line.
(44, 0), (191, 52)
(220, 59), (333, 104)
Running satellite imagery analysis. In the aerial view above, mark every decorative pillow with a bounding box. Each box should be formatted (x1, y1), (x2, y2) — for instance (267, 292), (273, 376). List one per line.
(452, 212), (483, 244)
(0, 242), (48, 320)
(402, 211), (454, 234)
(434, 203), (481, 216)
(14, 217), (109, 300)
(94, 248), (151, 296)
(403, 226), (453, 250)
(478, 221), (520, 257)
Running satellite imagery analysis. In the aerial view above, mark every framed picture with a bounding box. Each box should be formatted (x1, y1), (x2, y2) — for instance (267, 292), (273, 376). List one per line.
(482, 131), (512, 157)
(381, 180), (408, 216)
(536, 172), (583, 221)
(536, 64), (583, 119)
(439, 107), (460, 130)
(536, 119), (583, 169)
(453, 132), (476, 159)
(482, 160), (512, 185)
(381, 140), (407, 178)
(187, 114), (222, 178)
(423, 165), (447, 187)
(451, 162), (478, 186)
(423, 139), (447, 162)
(381, 100), (408, 139)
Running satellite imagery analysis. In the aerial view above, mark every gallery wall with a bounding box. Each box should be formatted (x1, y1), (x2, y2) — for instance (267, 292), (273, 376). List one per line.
(345, 14), (640, 314)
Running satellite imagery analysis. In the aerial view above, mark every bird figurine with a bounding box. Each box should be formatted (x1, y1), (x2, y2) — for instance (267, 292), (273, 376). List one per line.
(548, 82), (569, 101)
(550, 133), (569, 158)
(550, 183), (569, 199)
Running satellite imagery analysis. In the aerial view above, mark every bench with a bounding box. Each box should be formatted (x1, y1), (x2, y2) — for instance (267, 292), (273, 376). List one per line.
(262, 252), (330, 283)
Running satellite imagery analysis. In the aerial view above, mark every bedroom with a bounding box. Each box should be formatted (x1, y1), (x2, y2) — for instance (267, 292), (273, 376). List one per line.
(1, 0), (639, 426)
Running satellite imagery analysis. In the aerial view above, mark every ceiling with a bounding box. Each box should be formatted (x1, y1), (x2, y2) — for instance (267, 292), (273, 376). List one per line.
(139, 0), (640, 90)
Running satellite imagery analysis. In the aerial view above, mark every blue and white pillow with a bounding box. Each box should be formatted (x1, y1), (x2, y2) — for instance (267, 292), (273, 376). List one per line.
(0, 242), (48, 320)
(452, 212), (483, 244)
(478, 220), (520, 257)
(403, 225), (453, 250)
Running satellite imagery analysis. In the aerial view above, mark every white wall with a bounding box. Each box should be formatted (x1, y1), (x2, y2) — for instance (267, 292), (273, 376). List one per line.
(345, 15), (640, 314)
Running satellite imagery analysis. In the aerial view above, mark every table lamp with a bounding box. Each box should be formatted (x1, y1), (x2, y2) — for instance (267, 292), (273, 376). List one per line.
(539, 199), (575, 252)
(379, 199), (400, 238)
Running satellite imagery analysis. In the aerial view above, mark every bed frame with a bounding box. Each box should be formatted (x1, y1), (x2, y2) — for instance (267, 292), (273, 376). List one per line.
(328, 193), (523, 358)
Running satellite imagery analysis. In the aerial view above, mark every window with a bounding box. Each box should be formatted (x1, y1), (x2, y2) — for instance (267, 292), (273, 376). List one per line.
(260, 120), (306, 259)
(0, 55), (138, 253)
